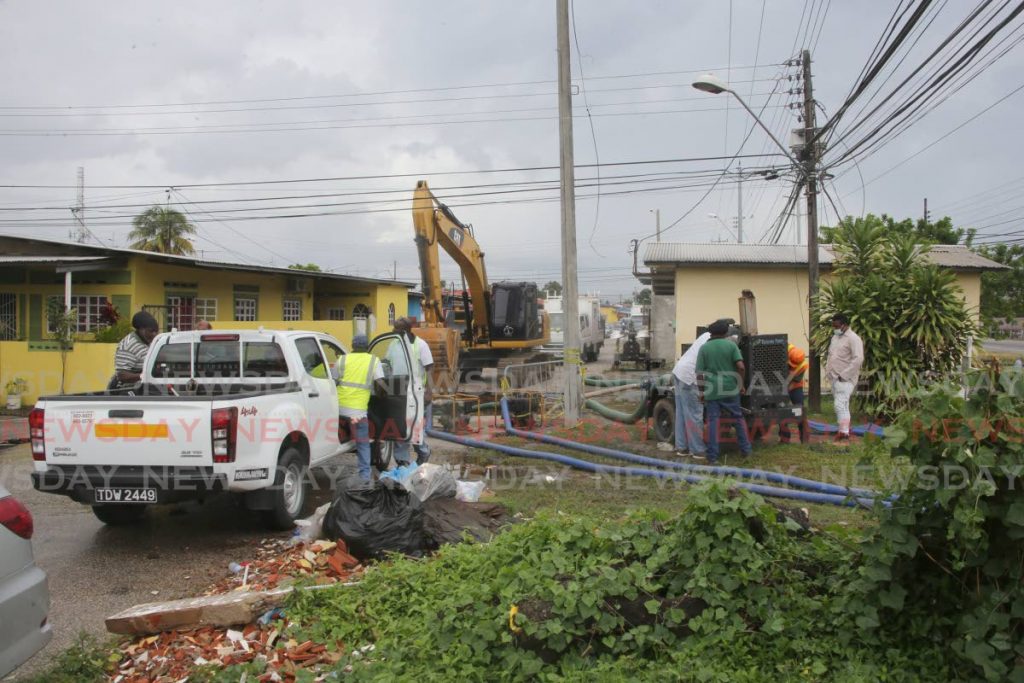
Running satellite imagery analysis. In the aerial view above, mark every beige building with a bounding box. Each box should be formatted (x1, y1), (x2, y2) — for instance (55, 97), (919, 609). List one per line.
(641, 243), (1004, 359)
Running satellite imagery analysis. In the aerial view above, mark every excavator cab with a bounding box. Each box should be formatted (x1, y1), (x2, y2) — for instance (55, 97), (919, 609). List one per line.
(489, 281), (542, 341)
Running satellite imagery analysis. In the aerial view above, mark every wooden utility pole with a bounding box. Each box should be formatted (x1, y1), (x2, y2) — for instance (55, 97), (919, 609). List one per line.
(556, 0), (582, 426)
(802, 49), (823, 412)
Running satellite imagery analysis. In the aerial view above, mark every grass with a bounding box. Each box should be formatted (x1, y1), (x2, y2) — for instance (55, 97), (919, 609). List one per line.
(17, 633), (114, 683)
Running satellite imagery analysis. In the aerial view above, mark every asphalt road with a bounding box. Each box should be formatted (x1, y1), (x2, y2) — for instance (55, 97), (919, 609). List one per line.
(980, 338), (1024, 357)
(0, 443), (354, 681)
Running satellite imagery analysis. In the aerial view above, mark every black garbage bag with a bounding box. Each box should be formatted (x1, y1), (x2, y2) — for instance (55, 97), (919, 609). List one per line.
(322, 478), (424, 560)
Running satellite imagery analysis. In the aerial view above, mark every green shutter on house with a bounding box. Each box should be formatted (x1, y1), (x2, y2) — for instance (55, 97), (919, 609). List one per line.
(28, 294), (42, 341)
(111, 295), (132, 319)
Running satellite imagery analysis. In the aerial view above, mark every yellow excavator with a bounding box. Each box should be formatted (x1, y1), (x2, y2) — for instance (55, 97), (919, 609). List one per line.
(412, 180), (551, 390)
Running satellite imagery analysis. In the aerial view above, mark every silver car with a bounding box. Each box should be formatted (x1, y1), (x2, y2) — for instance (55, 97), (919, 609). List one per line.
(0, 483), (52, 678)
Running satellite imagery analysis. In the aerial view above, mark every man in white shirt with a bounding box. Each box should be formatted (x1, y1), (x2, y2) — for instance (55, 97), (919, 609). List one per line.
(392, 317), (434, 465)
(826, 313), (865, 442)
(670, 331), (711, 457)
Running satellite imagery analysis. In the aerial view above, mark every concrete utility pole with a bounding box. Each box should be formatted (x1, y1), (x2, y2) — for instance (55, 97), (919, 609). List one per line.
(923, 197), (930, 224)
(736, 162), (744, 243)
(556, 0), (582, 426)
(653, 208), (661, 242)
(71, 166), (87, 243)
(802, 49), (823, 412)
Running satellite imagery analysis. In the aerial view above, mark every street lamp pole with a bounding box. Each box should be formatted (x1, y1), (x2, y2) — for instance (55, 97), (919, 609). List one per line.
(694, 67), (822, 409)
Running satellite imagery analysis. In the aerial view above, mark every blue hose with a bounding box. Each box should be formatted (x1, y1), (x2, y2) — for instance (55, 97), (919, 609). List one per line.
(808, 420), (885, 437)
(498, 399), (879, 500)
(426, 427), (877, 508)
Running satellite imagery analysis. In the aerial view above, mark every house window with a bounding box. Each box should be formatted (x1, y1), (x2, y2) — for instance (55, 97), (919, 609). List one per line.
(47, 295), (108, 333)
(387, 303), (396, 325)
(235, 297), (257, 322)
(195, 297), (217, 322)
(352, 303), (370, 319)
(283, 298), (302, 322)
(327, 307), (345, 321)
(0, 293), (15, 341)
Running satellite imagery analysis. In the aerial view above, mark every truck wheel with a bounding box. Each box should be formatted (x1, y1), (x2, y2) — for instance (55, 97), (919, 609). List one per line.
(371, 438), (394, 473)
(652, 398), (675, 444)
(263, 447), (310, 531)
(92, 505), (146, 526)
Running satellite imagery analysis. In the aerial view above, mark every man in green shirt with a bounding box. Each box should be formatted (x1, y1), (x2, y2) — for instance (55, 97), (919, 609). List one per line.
(696, 319), (752, 464)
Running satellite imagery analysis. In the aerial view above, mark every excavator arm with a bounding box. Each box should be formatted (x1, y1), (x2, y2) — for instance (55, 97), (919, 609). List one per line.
(412, 180), (491, 343)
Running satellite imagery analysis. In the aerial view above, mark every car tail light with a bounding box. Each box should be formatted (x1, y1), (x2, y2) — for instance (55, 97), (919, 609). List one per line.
(211, 407), (238, 463)
(0, 495), (34, 540)
(201, 334), (240, 341)
(29, 408), (45, 461)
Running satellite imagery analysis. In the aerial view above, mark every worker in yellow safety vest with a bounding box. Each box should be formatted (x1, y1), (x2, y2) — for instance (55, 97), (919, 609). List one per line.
(781, 343), (810, 443)
(336, 335), (385, 481)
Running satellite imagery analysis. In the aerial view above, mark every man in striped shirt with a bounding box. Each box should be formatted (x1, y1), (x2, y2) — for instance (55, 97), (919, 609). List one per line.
(113, 311), (159, 388)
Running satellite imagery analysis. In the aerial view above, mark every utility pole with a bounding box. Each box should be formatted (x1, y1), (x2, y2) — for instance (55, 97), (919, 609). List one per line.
(923, 197), (930, 224)
(802, 49), (823, 412)
(71, 166), (87, 243)
(736, 162), (744, 243)
(556, 0), (582, 426)
(654, 209), (661, 242)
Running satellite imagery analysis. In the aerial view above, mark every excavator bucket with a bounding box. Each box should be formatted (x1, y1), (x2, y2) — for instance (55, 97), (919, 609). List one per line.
(417, 326), (461, 393)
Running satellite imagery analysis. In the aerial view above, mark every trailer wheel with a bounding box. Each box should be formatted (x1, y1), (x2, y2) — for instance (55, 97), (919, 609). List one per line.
(263, 447), (310, 531)
(652, 398), (675, 444)
(92, 504), (147, 526)
(371, 438), (394, 473)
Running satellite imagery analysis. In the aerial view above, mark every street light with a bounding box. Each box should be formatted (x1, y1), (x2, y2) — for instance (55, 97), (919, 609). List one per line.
(694, 70), (823, 412)
(707, 212), (737, 241)
(692, 74), (803, 171)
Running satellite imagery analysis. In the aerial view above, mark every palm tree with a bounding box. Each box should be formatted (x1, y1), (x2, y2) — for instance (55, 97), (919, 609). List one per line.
(129, 206), (198, 255)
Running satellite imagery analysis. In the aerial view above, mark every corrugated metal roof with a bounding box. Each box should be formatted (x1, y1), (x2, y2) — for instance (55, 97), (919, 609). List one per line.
(0, 255), (106, 264)
(0, 235), (417, 287)
(643, 242), (1005, 271)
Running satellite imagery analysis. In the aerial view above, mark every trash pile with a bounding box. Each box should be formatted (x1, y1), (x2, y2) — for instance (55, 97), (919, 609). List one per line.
(113, 624), (344, 681)
(206, 538), (361, 594)
(105, 465), (508, 681)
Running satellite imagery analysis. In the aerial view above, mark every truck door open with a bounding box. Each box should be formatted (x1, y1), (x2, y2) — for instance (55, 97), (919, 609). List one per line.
(367, 333), (421, 441)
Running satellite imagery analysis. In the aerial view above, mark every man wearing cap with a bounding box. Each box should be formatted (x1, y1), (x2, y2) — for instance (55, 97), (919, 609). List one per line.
(696, 319), (752, 464)
(113, 311), (160, 388)
(336, 335), (385, 481)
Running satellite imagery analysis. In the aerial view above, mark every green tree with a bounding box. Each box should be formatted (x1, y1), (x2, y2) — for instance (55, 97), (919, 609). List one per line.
(288, 263), (322, 272)
(820, 213), (975, 246)
(129, 206), (197, 255)
(974, 243), (1024, 333)
(634, 288), (652, 305)
(543, 281), (562, 296)
(812, 216), (977, 417)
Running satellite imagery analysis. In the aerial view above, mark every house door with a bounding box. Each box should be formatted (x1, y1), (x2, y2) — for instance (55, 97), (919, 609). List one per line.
(167, 296), (196, 331)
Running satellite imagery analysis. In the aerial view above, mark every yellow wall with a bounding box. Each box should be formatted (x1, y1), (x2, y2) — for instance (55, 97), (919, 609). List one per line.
(673, 266), (985, 353)
(600, 305), (617, 324)
(373, 284), (409, 329)
(0, 341), (116, 405)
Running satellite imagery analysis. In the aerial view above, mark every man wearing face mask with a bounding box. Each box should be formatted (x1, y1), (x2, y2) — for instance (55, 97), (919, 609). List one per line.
(826, 313), (864, 442)
(392, 317), (434, 465)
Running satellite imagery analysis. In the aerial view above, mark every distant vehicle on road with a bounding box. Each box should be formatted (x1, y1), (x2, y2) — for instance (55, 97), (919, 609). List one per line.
(29, 329), (423, 529)
(544, 295), (604, 362)
(0, 483), (52, 678)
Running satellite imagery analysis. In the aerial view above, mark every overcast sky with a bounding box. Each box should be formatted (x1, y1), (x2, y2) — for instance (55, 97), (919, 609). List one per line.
(1, 1), (1021, 298)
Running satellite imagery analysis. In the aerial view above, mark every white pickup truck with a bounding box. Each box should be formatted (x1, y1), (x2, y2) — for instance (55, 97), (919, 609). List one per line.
(29, 329), (423, 529)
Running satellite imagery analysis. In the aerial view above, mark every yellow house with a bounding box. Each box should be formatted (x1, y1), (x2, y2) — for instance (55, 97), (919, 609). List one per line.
(641, 242), (1005, 359)
(0, 235), (411, 403)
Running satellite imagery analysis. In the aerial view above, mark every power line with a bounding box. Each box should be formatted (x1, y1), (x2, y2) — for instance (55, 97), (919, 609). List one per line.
(0, 64), (778, 111)
(0, 153), (784, 189)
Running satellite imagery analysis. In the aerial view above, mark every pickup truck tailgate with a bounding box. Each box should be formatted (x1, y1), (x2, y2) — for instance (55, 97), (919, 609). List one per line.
(41, 401), (213, 467)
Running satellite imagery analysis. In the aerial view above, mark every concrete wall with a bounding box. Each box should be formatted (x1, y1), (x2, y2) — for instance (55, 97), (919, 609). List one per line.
(649, 294), (677, 364)
(672, 265), (985, 353)
(1, 341), (116, 405)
